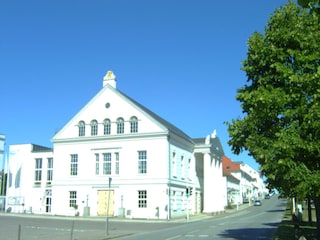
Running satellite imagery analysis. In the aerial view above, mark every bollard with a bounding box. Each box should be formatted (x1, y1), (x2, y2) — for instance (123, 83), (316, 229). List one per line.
(18, 224), (22, 240)
(70, 221), (75, 240)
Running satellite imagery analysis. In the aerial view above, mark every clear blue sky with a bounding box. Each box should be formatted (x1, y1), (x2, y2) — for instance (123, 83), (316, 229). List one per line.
(0, 0), (289, 171)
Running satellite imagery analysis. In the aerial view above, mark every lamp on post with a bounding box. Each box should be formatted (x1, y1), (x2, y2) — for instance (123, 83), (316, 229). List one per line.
(106, 177), (112, 236)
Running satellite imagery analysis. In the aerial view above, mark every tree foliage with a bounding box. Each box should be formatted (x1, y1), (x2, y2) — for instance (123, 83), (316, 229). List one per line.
(226, 1), (320, 199)
(298, 0), (320, 14)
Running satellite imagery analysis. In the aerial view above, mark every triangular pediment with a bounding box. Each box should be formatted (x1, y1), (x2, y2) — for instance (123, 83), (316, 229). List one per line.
(52, 84), (191, 143)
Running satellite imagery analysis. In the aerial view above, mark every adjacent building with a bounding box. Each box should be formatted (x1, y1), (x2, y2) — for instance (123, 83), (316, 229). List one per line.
(6, 144), (53, 213)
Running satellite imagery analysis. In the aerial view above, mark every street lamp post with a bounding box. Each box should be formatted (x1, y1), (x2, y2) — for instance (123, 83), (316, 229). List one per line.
(106, 177), (112, 236)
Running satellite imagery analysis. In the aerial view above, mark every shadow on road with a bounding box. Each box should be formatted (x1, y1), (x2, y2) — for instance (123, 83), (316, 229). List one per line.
(218, 227), (276, 240)
(217, 222), (280, 240)
(266, 209), (284, 213)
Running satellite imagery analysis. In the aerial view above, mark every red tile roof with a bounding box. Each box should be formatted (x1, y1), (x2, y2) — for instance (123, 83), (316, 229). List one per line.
(222, 155), (241, 176)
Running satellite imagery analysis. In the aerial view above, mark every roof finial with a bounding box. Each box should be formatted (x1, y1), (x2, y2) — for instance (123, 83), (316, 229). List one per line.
(211, 129), (217, 138)
(103, 70), (116, 88)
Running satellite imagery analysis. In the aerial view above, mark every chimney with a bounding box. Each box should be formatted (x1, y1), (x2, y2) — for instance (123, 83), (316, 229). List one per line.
(103, 70), (116, 88)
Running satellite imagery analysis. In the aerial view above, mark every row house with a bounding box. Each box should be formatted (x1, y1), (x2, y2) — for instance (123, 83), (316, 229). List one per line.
(222, 156), (265, 206)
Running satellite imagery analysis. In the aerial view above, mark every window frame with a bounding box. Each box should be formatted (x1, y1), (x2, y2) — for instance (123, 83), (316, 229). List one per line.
(103, 153), (112, 175)
(117, 117), (124, 134)
(46, 157), (53, 183)
(103, 119), (111, 135)
(181, 155), (185, 178)
(69, 191), (77, 208)
(172, 152), (177, 177)
(138, 190), (147, 208)
(130, 116), (138, 133)
(138, 151), (147, 174)
(70, 154), (78, 176)
(78, 121), (86, 136)
(95, 153), (100, 175)
(34, 158), (43, 184)
(115, 152), (119, 175)
(90, 120), (98, 136)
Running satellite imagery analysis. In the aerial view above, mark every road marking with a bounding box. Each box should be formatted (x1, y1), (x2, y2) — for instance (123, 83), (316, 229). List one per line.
(25, 226), (88, 233)
(166, 234), (209, 239)
(165, 235), (182, 240)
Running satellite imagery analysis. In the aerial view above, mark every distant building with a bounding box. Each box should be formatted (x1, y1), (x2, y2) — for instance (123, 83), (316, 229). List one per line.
(222, 156), (265, 205)
(5, 71), (227, 219)
(222, 155), (241, 205)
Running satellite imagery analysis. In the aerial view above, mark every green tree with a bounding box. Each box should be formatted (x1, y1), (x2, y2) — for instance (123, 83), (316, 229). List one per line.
(298, 0), (320, 14)
(226, 1), (320, 236)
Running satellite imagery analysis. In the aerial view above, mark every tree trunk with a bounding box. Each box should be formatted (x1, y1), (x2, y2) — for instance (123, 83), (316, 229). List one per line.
(308, 198), (312, 224)
(314, 197), (320, 240)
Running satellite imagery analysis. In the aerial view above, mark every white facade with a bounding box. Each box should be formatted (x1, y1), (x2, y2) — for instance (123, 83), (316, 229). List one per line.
(225, 174), (241, 206)
(6, 144), (53, 214)
(5, 71), (227, 219)
(240, 163), (266, 200)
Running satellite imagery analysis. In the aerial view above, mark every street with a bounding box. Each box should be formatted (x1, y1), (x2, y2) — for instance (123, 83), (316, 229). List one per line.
(0, 196), (286, 240)
(120, 195), (287, 240)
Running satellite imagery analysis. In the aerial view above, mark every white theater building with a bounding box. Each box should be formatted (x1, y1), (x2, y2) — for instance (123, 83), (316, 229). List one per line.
(6, 71), (226, 219)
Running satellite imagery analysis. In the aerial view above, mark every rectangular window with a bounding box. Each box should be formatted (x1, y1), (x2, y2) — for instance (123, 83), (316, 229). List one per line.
(70, 154), (78, 176)
(35, 158), (42, 183)
(172, 152), (177, 177)
(95, 153), (99, 175)
(181, 192), (185, 210)
(103, 153), (112, 175)
(138, 190), (147, 208)
(138, 151), (147, 174)
(115, 152), (119, 175)
(188, 158), (191, 178)
(181, 155), (184, 178)
(173, 191), (177, 210)
(47, 158), (53, 182)
(69, 191), (77, 207)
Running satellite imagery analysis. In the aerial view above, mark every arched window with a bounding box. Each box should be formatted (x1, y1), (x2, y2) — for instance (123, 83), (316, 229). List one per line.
(78, 121), (85, 136)
(130, 116), (138, 133)
(90, 120), (98, 136)
(117, 117), (124, 134)
(103, 119), (111, 135)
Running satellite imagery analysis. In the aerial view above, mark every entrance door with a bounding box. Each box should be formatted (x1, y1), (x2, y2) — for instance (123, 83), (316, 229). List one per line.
(97, 190), (114, 216)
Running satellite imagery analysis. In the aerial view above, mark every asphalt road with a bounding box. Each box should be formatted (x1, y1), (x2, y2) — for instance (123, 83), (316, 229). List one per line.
(120, 196), (287, 240)
(0, 196), (286, 240)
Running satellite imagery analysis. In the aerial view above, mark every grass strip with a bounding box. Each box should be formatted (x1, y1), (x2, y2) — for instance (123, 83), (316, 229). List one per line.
(273, 200), (317, 240)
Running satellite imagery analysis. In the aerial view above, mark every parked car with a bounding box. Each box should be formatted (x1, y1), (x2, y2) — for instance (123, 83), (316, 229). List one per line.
(265, 194), (270, 199)
(254, 200), (262, 206)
